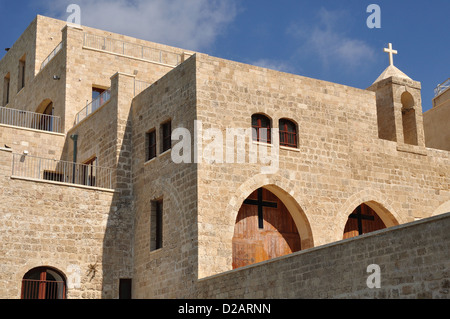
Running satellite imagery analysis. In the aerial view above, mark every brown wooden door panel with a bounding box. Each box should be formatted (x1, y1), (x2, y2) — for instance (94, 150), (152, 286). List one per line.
(232, 188), (301, 269)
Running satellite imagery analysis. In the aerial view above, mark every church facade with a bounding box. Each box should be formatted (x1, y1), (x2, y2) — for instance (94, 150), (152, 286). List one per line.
(0, 16), (448, 299)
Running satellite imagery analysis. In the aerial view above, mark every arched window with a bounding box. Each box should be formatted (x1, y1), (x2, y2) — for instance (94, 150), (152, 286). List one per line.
(252, 114), (271, 144)
(21, 267), (66, 299)
(279, 118), (298, 148)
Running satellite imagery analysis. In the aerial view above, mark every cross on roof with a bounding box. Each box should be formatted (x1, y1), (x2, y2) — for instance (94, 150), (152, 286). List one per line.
(384, 43), (398, 66)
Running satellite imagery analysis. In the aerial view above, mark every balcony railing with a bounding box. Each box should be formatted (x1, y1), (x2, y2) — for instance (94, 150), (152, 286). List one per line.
(75, 89), (111, 125)
(0, 107), (62, 133)
(434, 78), (450, 97)
(40, 42), (63, 71)
(134, 80), (151, 96)
(21, 279), (66, 300)
(12, 154), (115, 189)
(83, 33), (182, 67)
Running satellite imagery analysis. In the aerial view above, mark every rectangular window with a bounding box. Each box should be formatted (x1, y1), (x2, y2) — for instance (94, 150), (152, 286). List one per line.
(146, 129), (156, 161)
(150, 199), (163, 251)
(3, 73), (10, 105)
(18, 55), (26, 91)
(161, 120), (172, 153)
(119, 279), (132, 299)
(82, 157), (97, 187)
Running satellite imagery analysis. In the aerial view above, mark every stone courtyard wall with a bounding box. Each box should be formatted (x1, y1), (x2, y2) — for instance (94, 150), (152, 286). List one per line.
(197, 212), (450, 299)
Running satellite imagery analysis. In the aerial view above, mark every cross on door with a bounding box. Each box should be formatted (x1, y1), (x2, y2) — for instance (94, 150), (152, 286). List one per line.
(243, 188), (278, 229)
(349, 205), (375, 235)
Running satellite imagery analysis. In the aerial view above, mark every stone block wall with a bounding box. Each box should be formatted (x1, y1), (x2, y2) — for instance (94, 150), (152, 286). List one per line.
(197, 213), (450, 299)
(0, 148), (117, 299)
(131, 56), (198, 298)
(193, 53), (450, 278)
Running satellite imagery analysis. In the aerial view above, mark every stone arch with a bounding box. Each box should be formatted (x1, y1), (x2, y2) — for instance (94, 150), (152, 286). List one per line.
(18, 265), (67, 299)
(34, 98), (54, 131)
(35, 98), (53, 114)
(134, 176), (187, 245)
(225, 174), (314, 266)
(334, 189), (401, 242)
(431, 200), (450, 217)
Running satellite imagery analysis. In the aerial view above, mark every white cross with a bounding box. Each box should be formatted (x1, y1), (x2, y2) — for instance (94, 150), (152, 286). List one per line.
(384, 43), (398, 66)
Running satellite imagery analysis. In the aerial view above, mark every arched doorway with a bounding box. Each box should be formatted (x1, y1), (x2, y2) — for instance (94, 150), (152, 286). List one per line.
(232, 187), (302, 269)
(34, 99), (54, 132)
(21, 267), (66, 299)
(343, 203), (387, 239)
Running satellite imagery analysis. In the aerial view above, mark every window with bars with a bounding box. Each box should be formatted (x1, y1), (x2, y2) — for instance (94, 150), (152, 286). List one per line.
(21, 267), (66, 299)
(252, 114), (272, 144)
(279, 119), (298, 148)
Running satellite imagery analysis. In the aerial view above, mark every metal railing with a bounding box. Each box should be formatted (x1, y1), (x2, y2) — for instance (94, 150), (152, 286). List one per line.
(83, 33), (182, 67)
(40, 42), (63, 71)
(434, 78), (450, 97)
(0, 107), (62, 133)
(279, 130), (298, 148)
(12, 153), (115, 189)
(75, 89), (111, 125)
(21, 279), (66, 299)
(134, 79), (151, 96)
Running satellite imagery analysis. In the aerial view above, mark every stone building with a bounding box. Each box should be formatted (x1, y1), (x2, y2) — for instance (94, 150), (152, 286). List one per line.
(0, 15), (448, 299)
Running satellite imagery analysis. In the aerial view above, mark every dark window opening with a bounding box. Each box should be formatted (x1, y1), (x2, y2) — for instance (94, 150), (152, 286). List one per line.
(161, 121), (172, 153)
(252, 114), (271, 144)
(119, 279), (132, 299)
(151, 199), (163, 251)
(146, 129), (157, 161)
(279, 119), (298, 148)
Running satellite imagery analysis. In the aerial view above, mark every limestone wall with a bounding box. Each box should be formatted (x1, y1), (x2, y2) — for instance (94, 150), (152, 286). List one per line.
(197, 213), (450, 299)
(131, 56), (198, 298)
(194, 53), (450, 278)
(424, 98), (450, 151)
(0, 148), (116, 299)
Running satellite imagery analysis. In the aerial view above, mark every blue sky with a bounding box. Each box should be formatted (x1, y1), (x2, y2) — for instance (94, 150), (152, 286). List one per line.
(1, 0), (449, 111)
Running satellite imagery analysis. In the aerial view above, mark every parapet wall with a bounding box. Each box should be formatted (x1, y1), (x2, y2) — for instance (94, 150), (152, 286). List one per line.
(197, 212), (450, 299)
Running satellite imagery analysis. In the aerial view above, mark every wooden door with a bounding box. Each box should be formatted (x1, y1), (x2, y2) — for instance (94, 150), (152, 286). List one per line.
(232, 188), (301, 269)
(343, 203), (386, 239)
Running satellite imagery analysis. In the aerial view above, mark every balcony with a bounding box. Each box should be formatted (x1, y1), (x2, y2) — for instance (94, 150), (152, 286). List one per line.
(40, 42), (63, 71)
(0, 107), (62, 133)
(12, 153), (115, 190)
(83, 32), (182, 67)
(434, 78), (450, 97)
(75, 89), (111, 125)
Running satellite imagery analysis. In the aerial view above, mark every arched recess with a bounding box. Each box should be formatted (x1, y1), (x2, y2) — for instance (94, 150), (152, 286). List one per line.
(335, 190), (402, 242)
(21, 266), (66, 299)
(34, 99), (54, 131)
(431, 200), (450, 217)
(230, 182), (313, 269)
(401, 91), (418, 145)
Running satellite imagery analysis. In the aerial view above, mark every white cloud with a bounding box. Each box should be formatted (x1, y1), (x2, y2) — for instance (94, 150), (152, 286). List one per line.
(41, 0), (238, 51)
(288, 7), (375, 70)
(250, 58), (293, 74)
